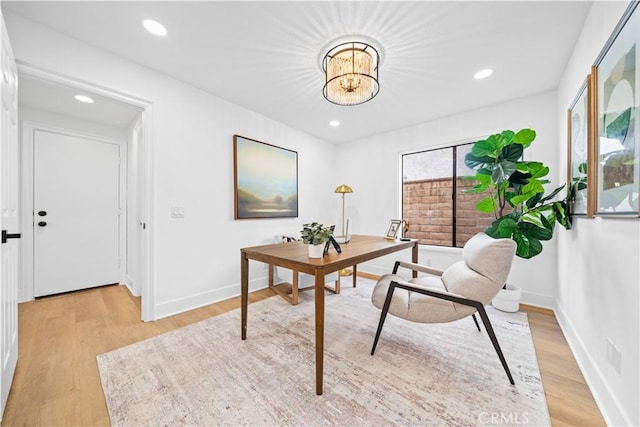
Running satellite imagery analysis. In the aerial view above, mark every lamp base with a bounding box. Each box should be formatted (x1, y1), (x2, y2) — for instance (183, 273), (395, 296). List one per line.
(339, 268), (353, 277)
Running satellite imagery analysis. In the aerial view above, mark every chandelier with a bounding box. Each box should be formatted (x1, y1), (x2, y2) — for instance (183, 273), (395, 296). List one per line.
(322, 41), (380, 106)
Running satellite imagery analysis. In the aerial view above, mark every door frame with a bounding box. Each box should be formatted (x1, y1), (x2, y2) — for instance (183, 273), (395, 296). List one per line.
(18, 63), (156, 321)
(124, 117), (145, 297)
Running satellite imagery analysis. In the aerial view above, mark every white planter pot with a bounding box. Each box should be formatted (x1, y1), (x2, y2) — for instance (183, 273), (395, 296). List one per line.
(492, 284), (522, 313)
(307, 244), (324, 258)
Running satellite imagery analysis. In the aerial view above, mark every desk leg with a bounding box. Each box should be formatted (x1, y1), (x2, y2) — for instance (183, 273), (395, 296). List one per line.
(352, 265), (357, 287)
(314, 268), (325, 395)
(241, 252), (248, 340)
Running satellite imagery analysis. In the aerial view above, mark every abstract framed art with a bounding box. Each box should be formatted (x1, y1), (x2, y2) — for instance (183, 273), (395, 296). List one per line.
(567, 77), (591, 216)
(233, 135), (298, 219)
(591, 0), (640, 216)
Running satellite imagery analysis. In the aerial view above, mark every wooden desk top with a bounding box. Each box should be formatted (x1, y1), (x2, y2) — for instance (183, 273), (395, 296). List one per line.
(241, 235), (418, 276)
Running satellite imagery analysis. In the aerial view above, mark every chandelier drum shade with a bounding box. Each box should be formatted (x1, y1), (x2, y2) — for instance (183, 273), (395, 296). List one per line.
(322, 41), (380, 106)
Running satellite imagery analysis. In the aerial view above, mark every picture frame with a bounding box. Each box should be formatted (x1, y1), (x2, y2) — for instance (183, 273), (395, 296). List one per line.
(233, 135), (298, 219)
(384, 219), (402, 240)
(591, 1), (640, 216)
(567, 76), (591, 216)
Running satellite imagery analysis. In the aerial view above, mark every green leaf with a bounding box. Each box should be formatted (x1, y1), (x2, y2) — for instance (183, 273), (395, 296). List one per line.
(471, 138), (498, 158)
(554, 202), (569, 228)
(525, 192), (543, 209)
(513, 128), (536, 146)
(499, 143), (524, 162)
(476, 197), (497, 213)
(513, 232), (529, 257)
(491, 160), (516, 183)
(509, 170), (531, 185)
(539, 185), (565, 203)
(484, 221), (500, 237)
(518, 221), (552, 240)
(487, 131), (515, 153)
(524, 238), (543, 258)
(463, 183), (488, 194)
(510, 192), (537, 207)
(464, 153), (495, 170)
(526, 162), (550, 179)
(521, 179), (545, 196)
(497, 217), (517, 237)
(540, 213), (552, 230)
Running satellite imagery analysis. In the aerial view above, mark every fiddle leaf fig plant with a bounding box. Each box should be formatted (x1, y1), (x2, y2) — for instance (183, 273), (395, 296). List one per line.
(300, 222), (331, 245)
(464, 128), (571, 259)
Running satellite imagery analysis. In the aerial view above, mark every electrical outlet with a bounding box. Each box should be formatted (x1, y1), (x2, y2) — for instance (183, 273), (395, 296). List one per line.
(606, 338), (622, 375)
(171, 206), (185, 218)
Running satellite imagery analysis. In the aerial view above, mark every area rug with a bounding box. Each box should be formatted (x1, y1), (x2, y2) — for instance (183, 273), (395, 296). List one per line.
(97, 278), (550, 426)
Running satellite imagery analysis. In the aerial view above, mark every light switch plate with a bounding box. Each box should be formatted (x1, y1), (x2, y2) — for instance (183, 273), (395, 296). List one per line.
(171, 206), (185, 218)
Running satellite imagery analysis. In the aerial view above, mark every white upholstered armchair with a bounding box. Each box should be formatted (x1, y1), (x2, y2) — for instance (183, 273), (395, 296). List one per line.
(370, 233), (517, 384)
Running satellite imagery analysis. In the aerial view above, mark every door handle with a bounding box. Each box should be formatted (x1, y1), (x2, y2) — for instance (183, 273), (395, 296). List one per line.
(38, 221), (47, 227)
(38, 211), (47, 216)
(1, 230), (21, 244)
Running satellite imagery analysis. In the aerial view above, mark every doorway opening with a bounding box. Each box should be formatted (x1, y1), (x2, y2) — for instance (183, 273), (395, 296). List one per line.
(18, 65), (155, 321)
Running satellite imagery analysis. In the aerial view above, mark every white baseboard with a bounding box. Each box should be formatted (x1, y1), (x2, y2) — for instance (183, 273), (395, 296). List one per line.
(153, 276), (268, 321)
(554, 302), (632, 426)
(520, 290), (555, 310)
(122, 275), (136, 296)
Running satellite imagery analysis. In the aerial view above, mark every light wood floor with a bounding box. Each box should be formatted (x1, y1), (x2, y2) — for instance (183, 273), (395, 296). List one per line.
(1, 281), (605, 426)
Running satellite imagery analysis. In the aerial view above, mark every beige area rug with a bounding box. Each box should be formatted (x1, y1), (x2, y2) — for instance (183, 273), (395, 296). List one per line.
(97, 278), (550, 426)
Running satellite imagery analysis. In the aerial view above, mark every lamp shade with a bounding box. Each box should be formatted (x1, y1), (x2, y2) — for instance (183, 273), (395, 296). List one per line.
(334, 184), (353, 194)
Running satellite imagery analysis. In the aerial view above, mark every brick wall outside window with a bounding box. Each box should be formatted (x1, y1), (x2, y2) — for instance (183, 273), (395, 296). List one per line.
(402, 177), (495, 247)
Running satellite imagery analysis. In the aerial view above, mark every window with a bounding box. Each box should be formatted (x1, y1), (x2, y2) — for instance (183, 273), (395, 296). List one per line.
(402, 143), (494, 247)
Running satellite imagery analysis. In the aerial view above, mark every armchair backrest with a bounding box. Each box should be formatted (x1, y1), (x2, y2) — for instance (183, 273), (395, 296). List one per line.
(442, 233), (516, 304)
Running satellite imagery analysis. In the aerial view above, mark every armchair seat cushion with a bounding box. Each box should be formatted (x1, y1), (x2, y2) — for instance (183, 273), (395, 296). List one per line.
(372, 274), (465, 323)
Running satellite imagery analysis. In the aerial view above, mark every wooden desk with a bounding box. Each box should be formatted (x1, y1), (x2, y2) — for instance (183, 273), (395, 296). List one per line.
(240, 234), (418, 395)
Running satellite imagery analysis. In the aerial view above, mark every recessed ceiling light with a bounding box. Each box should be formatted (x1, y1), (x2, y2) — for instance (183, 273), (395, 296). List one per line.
(474, 69), (493, 80)
(329, 120), (340, 127)
(143, 19), (167, 36)
(74, 95), (94, 104)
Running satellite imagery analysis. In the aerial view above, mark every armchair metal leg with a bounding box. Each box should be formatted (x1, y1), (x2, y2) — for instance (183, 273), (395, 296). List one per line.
(371, 282), (397, 355)
(472, 313), (481, 332)
(477, 305), (514, 385)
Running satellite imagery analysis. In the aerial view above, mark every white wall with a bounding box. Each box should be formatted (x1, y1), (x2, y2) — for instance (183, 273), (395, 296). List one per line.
(6, 13), (338, 319)
(335, 91), (561, 307)
(19, 107), (127, 140)
(557, 1), (639, 425)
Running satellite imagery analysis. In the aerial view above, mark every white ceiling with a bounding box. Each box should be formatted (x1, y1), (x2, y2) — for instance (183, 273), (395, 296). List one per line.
(19, 75), (142, 128)
(4, 1), (592, 143)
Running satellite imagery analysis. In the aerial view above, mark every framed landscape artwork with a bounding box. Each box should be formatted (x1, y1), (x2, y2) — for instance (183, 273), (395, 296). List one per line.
(567, 77), (591, 216)
(592, 0), (639, 215)
(233, 135), (298, 219)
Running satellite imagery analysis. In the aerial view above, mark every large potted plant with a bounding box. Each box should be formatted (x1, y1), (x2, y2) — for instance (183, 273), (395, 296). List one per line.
(464, 128), (571, 311)
(300, 222), (331, 258)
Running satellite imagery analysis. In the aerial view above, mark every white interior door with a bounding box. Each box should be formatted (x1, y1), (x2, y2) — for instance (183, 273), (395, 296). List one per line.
(0, 12), (19, 420)
(33, 130), (120, 297)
